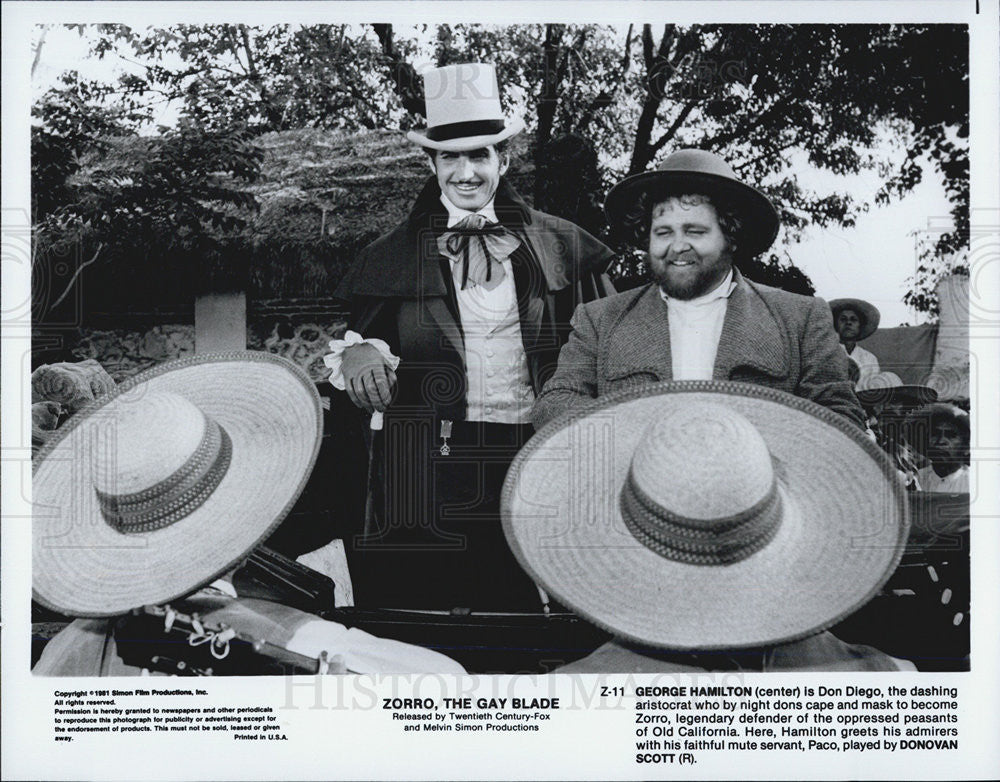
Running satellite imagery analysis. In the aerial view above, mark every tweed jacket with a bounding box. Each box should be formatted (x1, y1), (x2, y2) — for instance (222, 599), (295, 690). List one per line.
(334, 176), (617, 421)
(532, 271), (866, 429)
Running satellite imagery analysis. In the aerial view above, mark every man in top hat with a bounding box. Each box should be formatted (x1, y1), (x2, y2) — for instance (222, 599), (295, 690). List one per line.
(532, 148), (864, 430)
(328, 63), (615, 613)
(830, 298), (881, 387)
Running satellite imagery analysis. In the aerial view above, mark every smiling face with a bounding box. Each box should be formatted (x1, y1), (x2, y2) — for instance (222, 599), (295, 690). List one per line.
(648, 195), (734, 300)
(836, 309), (862, 343)
(429, 146), (508, 212)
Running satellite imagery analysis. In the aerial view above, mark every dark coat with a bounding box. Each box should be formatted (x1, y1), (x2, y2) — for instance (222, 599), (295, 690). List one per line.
(335, 176), (617, 419)
(328, 176), (617, 610)
(532, 271), (866, 430)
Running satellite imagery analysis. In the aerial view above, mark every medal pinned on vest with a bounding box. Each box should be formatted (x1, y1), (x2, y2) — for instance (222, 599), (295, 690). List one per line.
(439, 419), (453, 456)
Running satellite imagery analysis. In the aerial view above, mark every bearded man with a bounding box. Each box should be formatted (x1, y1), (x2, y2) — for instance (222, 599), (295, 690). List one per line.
(521, 150), (911, 674)
(532, 148), (864, 429)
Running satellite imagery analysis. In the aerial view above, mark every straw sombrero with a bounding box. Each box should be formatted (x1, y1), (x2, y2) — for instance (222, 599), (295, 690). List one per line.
(830, 298), (881, 340)
(406, 63), (525, 152)
(502, 381), (908, 651)
(604, 149), (780, 256)
(32, 352), (323, 617)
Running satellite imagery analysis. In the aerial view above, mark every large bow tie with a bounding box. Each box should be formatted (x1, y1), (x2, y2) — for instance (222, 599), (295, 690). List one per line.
(437, 213), (521, 290)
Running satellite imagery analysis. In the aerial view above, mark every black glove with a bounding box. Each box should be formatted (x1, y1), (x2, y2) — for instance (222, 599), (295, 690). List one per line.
(340, 343), (397, 413)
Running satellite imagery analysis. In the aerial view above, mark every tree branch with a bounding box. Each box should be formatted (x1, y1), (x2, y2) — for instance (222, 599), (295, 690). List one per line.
(577, 24), (634, 133)
(705, 93), (794, 152)
(230, 24), (285, 129)
(649, 98), (699, 157)
(49, 242), (105, 311)
(731, 136), (800, 176)
(239, 25), (260, 81)
(535, 24), (564, 147)
(32, 25), (49, 78)
(630, 25), (678, 174)
(641, 24), (654, 72)
(533, 24), (567, 205)
(561, 26), (587, 84)
(656, 24), (675, 61)
(372, 23), (426, 117)
(222, 26), (250, 77)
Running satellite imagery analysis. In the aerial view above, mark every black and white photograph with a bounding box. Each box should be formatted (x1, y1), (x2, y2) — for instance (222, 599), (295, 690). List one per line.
(3, 1), (998, 779)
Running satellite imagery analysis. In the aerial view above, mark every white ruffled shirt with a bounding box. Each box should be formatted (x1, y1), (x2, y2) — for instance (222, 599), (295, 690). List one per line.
(325, 195), (535, 425)
(659, 270), (737, 381)
(439, 194), (534, 424)
(285, 619), (466, 674)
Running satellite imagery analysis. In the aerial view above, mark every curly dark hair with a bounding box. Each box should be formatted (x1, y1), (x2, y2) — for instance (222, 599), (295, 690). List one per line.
(621, 189), (745, 258)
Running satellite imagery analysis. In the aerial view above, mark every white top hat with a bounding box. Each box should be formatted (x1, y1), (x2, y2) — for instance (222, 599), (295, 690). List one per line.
(406, 63), (525, 152)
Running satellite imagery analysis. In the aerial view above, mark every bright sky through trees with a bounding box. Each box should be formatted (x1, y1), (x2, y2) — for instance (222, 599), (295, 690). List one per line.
(31, 23), (958, 325)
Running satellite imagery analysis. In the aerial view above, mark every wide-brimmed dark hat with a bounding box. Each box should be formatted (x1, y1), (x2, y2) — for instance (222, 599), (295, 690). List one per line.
(604, 148), (780, 256)
(830, 298), (881, 340)
(502, 381), (908, 651)
(856, 372), (938, 409)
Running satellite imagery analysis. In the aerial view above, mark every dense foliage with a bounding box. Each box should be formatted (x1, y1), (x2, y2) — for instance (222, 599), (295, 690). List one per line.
(32, 23), (968, 315)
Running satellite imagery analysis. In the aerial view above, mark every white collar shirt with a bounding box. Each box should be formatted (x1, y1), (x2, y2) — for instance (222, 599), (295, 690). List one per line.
(916, 464), (969, 493)
(842, 343), (881, 385)
(659, 269), (737, 381)
(440, 193), (500, 228)
(439, 194), (533, 424)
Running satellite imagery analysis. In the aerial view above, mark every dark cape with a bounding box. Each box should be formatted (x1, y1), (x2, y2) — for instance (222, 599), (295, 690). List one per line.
(286, 176), (617, 611)
(334, 176), (616, 418)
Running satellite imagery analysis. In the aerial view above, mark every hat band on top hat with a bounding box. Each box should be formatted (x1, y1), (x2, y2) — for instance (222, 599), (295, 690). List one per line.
(619, 469), (783, 566)
(96, 418), (233, 534)
(426, 119), (507, 142)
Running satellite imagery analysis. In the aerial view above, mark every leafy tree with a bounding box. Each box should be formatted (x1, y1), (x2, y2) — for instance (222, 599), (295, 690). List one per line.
(33, 88), (263, 315)
(31, 71), (151, 221)
(79, 24), (398, 132)
(390, 23), (966, 300)
(904, 233), (967, 318)
(36, 23), (967, 305)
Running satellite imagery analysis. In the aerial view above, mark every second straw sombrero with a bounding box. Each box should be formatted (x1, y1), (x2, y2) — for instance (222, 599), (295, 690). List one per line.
(32, 352), (323, 617)
(856, 371), (938, 408)
(502, 381), (908, 651)
(830, 298), (881, 340)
